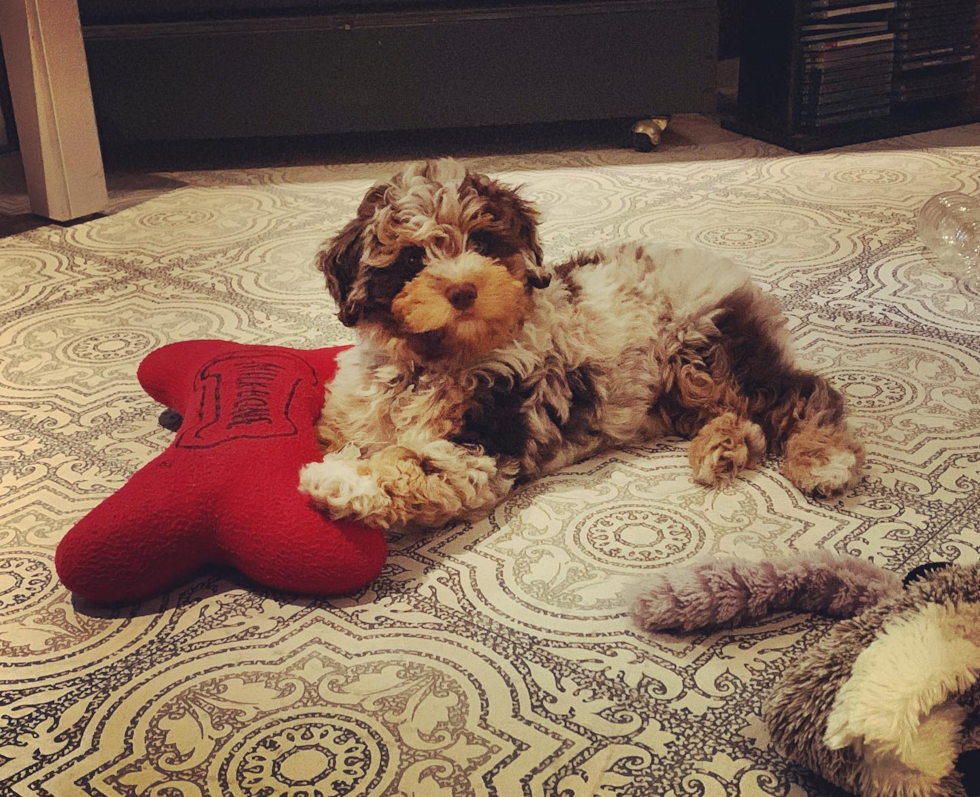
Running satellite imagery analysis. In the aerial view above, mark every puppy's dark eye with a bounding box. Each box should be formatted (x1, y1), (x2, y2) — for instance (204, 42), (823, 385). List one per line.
(469, 231), (498, 257)
(400, 246), (425, 272)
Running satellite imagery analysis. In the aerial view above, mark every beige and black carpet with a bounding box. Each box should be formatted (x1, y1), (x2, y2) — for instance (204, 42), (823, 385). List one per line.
(1, 116), (979, 797)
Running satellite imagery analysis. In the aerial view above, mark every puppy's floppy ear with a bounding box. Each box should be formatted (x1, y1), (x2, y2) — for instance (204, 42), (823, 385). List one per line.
(509, 191), (550, 289)
(470, 174), (551, 290)
(316, 219), (365, 327)
(316, 185), (385, 327)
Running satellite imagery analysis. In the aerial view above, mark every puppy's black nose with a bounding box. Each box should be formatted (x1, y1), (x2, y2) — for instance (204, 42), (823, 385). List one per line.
(447, 282), (478, 310)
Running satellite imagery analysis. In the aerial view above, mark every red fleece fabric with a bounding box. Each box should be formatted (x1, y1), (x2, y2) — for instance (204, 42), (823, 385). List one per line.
(55, 341), (387, 603)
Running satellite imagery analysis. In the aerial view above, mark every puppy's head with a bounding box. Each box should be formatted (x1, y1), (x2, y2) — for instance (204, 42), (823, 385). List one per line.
(316, 159), (550, 363)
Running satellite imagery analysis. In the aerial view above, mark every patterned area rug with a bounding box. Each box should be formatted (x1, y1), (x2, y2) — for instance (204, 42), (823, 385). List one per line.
(1, 116), (978, 797)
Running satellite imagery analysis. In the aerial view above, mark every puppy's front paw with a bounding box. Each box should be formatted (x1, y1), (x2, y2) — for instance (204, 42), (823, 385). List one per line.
(299, 445), (391, 524)
(689, 413), (766, 487)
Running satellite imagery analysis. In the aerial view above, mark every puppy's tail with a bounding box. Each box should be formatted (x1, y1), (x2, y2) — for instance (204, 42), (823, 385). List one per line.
(629, 551), (903, 633)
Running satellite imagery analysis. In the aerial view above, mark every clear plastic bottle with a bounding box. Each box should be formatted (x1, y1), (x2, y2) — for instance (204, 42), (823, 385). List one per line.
(916, 192), (980, 284)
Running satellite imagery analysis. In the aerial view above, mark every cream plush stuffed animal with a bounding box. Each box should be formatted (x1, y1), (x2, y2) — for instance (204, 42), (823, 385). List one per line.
(631, 553), (980, 797)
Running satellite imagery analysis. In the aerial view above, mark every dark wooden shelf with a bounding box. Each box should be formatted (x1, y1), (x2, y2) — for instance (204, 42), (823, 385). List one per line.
(730, 0), (980, 152)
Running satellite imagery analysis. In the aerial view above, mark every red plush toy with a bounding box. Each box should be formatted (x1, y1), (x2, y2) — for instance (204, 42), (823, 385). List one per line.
(55, 341), (387, 603)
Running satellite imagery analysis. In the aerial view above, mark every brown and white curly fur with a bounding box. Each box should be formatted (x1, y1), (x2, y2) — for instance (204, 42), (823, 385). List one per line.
(299, 159), (864, 530)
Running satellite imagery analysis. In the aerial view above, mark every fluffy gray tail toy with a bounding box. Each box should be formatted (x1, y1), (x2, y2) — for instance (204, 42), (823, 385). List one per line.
(629, 550), (904, 633)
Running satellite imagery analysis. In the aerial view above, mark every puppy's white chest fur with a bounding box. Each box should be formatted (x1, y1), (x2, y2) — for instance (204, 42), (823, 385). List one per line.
(319, 348), (470, 452)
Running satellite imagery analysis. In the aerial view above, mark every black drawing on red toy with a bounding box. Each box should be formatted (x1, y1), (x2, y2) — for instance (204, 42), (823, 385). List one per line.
(176, 351), (317, 448)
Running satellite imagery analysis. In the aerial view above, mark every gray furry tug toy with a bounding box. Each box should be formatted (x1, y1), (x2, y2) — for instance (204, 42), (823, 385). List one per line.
(631, 553), (980, 797)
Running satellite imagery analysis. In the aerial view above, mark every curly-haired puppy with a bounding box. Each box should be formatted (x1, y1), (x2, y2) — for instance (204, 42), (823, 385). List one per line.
(299, 159), (864, 529)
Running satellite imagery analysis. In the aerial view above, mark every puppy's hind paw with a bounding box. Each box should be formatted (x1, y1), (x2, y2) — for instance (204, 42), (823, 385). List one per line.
(689, 413), (766, 487)
(781, 426), (864, 498)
